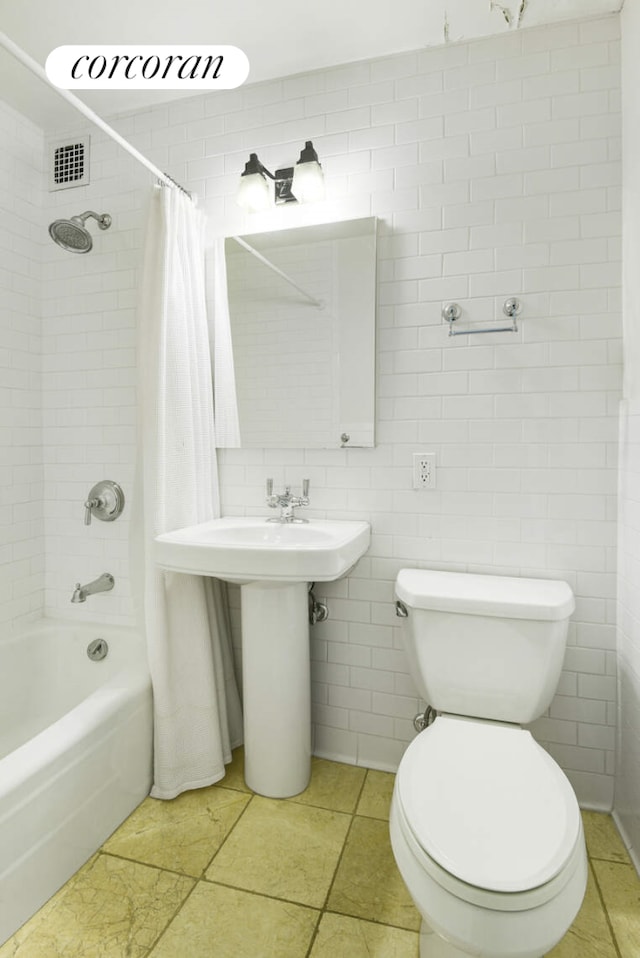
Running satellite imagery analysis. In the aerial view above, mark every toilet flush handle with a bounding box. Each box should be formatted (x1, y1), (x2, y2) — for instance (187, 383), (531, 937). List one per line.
(395, 600), (408, 618)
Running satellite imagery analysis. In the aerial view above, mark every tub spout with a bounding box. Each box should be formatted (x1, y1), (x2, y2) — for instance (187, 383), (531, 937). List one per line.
(71, 572), (115, 603)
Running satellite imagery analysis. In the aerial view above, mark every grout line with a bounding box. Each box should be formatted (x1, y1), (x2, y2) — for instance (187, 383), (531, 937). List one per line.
(589, 859), (624, 958)
(305, 767), (385, 957)
(142, 879), (201, 957)
(303, 811), (358, 958)
(98, 848), (196, 880)
(200, 874), (323, 914)
(197, 790), (256, 878)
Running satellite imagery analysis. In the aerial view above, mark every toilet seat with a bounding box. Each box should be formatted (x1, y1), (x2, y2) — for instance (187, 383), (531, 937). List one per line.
(396, 716), (581, 898)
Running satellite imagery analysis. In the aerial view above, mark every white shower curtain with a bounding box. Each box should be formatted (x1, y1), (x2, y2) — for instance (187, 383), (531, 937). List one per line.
(138, 184), (243, 800)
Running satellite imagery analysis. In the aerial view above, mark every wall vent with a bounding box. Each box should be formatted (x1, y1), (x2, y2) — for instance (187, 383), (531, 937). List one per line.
(48, 136), (90, 191)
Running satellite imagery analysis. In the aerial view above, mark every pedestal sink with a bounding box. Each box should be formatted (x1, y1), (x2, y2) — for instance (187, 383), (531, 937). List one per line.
(155, 517), (370, 798)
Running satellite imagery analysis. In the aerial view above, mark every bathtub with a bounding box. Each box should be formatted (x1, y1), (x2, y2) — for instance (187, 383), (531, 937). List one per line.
(0, 618), (153, 944)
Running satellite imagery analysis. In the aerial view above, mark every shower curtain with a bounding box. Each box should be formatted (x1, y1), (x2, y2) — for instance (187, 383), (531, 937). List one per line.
(138, 184), (243, 800)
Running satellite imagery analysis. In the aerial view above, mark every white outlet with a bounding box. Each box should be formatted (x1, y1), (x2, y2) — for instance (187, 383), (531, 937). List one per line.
(413, 452), (437, 489)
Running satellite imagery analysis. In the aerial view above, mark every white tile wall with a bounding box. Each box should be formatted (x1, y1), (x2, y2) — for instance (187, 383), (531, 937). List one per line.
(0, 101), (44, 636)
(212, 15), (621, 806)
(4, 12), (623, 806)
(40, 135), (149, 625)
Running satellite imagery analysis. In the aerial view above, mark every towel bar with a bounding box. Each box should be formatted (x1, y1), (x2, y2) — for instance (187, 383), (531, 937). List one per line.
(443, 298), (521, 337)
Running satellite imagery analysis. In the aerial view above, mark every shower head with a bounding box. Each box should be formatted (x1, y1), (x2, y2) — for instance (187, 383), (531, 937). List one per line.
(48, 210), (112, 253)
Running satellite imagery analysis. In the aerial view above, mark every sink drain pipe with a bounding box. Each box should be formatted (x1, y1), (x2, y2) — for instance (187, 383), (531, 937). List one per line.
(308, 583), (329, 625)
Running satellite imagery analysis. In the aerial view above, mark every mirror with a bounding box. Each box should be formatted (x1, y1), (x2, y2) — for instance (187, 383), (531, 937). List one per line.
(221, 217), (377, 448)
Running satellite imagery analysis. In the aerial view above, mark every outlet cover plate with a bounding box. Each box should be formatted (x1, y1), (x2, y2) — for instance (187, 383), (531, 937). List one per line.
(413, 452), (437, 489)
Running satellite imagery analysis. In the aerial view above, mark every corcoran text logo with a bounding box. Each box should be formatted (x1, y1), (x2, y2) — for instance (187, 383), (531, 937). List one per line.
(45, 45), (249, 90)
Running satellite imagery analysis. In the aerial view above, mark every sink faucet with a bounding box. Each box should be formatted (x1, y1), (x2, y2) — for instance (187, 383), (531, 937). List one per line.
(71, 572), (115, 603)
(266, 479), (310, 523)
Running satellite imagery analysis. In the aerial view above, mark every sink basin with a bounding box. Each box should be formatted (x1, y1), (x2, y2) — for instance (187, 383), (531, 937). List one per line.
(154, 516), (371, 583)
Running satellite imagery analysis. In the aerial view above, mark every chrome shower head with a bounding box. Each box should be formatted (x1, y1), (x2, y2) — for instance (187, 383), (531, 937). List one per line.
(48, 210), (112, 253)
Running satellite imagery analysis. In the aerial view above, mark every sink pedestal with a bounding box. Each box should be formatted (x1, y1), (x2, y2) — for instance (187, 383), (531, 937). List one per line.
(241, 581), (311, 798)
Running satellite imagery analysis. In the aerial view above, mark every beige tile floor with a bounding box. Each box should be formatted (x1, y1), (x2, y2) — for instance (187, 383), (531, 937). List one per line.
(1, 750), (639, 957)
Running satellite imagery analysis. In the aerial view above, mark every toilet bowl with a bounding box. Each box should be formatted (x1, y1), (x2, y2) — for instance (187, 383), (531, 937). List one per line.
(390, 569), (588, 958)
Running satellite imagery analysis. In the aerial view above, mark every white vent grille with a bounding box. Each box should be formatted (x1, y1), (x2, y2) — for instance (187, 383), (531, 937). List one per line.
(48, 137), (90, 191)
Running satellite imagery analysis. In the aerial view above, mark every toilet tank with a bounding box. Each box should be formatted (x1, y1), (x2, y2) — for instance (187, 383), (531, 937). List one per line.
(395, 569), (575, 725)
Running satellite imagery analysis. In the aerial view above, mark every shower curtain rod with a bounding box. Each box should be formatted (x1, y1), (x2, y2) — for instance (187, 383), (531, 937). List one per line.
(230, 235), (325, 309)
(0, 29), (189, 195)
(1, 29), (323, 303)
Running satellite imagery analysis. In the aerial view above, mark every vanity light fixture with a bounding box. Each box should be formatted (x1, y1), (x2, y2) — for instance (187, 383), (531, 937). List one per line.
(236, 141), (324, 212)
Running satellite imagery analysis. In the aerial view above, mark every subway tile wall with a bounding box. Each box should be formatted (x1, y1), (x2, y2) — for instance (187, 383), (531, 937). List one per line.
(40, 134), (147, 626)
(0, 101), (44, 635)
(8, 13), (623, 806)
(212, 15), (622, 808)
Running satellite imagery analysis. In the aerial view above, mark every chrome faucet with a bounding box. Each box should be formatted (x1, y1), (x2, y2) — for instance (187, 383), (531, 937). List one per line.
(71, 572), (115, 603)
(266, 479), (310, 523)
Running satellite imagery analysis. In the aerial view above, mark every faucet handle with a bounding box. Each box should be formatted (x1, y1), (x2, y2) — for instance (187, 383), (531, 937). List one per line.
(266, 478), (278, 509)
(84, 498), (98, 525)
(302, 478), (310, 498)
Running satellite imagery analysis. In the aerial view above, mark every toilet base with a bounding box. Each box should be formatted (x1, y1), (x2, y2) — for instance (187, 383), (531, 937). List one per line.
(420, 919), (465, 958)
(420, 920), (543, 958)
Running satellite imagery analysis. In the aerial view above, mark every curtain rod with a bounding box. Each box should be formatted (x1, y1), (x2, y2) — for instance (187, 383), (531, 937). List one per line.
(0, 29), (189, 195)
(230, 236), (325, 309)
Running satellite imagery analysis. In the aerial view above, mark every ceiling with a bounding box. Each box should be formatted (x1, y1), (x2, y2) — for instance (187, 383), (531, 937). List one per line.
(0, 0), (623, 131)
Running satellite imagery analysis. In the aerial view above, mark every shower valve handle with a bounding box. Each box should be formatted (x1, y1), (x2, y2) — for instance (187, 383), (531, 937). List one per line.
(83, 481), (125, 526)
(84, 497), (100, 525)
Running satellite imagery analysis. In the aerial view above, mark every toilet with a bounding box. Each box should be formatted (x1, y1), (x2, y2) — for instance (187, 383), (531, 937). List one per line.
(390, 569), (588, 958)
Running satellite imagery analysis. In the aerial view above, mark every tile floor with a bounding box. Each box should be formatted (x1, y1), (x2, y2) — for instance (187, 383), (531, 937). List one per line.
(1, 750), (639, 957)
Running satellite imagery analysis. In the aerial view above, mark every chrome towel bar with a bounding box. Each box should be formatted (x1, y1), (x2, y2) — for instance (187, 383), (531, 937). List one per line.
(443, 298), (521, 336)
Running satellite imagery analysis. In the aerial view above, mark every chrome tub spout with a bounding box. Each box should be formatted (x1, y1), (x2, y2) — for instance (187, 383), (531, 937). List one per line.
(71, 572), (115, 603)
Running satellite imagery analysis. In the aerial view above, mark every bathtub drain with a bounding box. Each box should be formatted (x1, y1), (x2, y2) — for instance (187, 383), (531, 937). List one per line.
(87, 638), (108, 661)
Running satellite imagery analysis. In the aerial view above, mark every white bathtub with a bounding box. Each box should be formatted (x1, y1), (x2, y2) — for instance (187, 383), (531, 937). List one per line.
(0, 618), (153, 944)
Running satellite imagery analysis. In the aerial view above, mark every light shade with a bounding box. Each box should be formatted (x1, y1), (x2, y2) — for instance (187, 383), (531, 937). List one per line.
(292, 140), (325, 203)
(236, 153), (272, 212)
(236, 171), (271, 212)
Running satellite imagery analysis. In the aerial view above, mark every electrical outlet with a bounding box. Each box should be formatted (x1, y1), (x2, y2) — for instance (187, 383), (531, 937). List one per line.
(413, 452), (437, 489)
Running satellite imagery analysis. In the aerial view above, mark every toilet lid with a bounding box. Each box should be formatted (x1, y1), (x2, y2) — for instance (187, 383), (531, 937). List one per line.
(396, 716), (581, 894)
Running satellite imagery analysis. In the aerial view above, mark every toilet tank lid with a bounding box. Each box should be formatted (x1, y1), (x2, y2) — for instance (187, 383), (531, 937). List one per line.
(396, 569), (575, 621)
